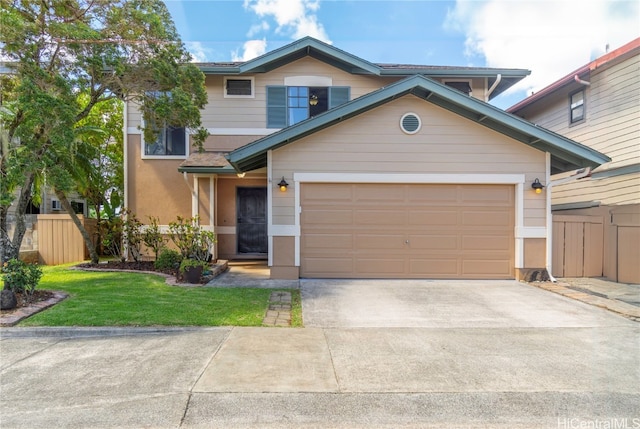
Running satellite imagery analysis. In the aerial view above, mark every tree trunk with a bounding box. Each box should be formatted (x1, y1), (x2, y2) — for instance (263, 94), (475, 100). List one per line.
(1, 173), (36, 263)
(55, 189), (100, 264)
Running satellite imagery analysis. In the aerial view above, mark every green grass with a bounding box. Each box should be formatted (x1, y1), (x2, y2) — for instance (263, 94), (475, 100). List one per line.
(14, 265), (302, 327)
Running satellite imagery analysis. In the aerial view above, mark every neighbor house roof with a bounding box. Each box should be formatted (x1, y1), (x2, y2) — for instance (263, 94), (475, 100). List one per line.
(195, 37), (529, 100)
(508, 37), (640, 113)
(226, 74), (610, 175)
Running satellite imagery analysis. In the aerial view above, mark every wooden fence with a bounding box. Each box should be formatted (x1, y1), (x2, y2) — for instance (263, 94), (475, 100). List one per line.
(552, 215), (603, 278)
(37, 214), (98, 265)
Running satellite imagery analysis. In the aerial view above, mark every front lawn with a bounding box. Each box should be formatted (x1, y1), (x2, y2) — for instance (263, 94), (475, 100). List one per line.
(13, 265), (301, 327)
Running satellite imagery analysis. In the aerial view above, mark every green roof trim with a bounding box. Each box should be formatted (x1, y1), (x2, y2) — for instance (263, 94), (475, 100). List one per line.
(177, 165), (236, 174)
(227, 75), (610, 175)
(194, 37), (529, 99)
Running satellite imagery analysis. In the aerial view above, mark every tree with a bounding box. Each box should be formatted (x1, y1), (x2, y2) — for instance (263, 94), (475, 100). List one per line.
(0, 0), (209, 263)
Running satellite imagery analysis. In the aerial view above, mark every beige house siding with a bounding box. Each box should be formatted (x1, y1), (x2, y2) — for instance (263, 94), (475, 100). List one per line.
(271, 95), (547, 227)
(553, 171), (640, 206)
(126, 135), (193, 224)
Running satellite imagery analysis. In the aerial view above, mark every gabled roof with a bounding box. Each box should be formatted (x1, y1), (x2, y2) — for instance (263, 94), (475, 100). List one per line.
(226, 75), (610, 175)
(508, 37), (640, 112)
(195, 37), (530, 99)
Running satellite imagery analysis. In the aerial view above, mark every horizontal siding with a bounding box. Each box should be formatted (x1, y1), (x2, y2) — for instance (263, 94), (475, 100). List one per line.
(271, 95), (546, 226)
(552, 171), (640, 206)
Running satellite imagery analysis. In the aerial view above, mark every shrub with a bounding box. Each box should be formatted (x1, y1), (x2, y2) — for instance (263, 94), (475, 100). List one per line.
(154, 249), (183, 272)
(122, 209), (143, 262)
(100, 217), (123, 260)
(168, 216), (216, 262)
(143, 216), (165, 260)
(179, 258), (207, 274)
(1, 259), (43, 302)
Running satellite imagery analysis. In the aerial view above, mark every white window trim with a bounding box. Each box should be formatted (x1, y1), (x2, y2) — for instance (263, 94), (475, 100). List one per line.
(284, 76), (332, 87)
(140, 120), (190, 160)
(224, 76), (255, 99)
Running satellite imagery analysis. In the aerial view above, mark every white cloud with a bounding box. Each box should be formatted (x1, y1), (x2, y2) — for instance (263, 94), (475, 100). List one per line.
(186, 41), (213, 63)
(247, 21), (270, 38)
(232, 39), (268, 61)
(445, 0), (639, 95)
(242, 0), (331, 43)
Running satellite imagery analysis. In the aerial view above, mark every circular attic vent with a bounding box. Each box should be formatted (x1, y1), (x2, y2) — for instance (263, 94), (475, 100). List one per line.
(400, 113), (421, 134)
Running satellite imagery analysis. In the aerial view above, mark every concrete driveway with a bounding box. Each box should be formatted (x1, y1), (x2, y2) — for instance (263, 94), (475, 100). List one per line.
(301, 279), (625, 328)
(1, 279), (638, 428)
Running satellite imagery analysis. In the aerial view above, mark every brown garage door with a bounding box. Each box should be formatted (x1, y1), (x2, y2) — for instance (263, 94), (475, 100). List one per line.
(300, 183), (515, 279)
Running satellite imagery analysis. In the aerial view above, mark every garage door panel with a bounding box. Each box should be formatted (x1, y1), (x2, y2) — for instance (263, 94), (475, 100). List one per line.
(356, 258), (406, 275)
(303, 210), (353, 225)
(462, 211), (512, 227)
(304, 258), (353, 275)
(355, 210), (405, 225)
(356, 234), (406, 250)
(407, 186), (458, 204)
(408, 210), (459, 226)
(462, 260), (512, 278)
(301, 183), (514, 279)
(463, 235), (511, 251)
(303, 234), (352, 250)
(303, 183), (353, 201)
(408, 235), (459, 250)
(409, 259), (459, 276)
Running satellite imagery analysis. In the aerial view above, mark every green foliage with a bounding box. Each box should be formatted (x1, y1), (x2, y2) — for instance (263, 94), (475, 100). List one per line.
(0, 0), (209, 262)
(99, 217), (124, 261)
(1, 259), (43, 301)
(168, 216), (216, 262)
(142, 216), (165, 260)
(19, 266), (284, 327)
(179, 258), (207, 274)
(154, 248), (182, 272)
(122, 210), (143, 262)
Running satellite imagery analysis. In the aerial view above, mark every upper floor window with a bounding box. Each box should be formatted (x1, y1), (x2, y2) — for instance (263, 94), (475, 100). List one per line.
(445, 81), (472, 96)
(266, 85), (350, 128)
(144, 125), (187, 157)
(224, 77), (254, 98)
(569, 89), (585, 123)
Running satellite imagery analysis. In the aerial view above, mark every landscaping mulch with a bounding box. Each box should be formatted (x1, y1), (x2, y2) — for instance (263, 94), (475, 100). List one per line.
(76, 260), (177, 276)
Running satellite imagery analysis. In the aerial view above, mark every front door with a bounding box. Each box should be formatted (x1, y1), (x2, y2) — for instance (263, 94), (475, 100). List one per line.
(237, 187), (268, 254)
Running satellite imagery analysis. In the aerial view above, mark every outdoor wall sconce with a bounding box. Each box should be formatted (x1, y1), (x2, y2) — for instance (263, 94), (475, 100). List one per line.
(531, 178), (545, 194)
(309, 93), (318, 106)
(278, 177), (289, 192)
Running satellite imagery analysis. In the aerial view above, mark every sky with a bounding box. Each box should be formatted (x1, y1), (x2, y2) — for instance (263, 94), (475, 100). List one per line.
(163, 0), (639, 109)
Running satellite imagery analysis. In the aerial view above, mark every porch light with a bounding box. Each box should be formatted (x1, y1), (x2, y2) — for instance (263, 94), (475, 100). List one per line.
(278, 177), (289, 192)
(531, 178), (545, 194)
(309, 93), (318, 106)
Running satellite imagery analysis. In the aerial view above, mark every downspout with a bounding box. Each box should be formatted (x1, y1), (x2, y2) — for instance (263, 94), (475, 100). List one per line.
(574, 75), (591, 86)
(545, 165), (592, 282)
(486, 74), (502, 100)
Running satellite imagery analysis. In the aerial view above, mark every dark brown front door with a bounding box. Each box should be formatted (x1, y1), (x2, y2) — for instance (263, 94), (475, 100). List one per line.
(237, 187), (267, 254)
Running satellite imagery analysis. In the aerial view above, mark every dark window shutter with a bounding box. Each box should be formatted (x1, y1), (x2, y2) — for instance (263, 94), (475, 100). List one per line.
(266, 86), (287, 128)
(328, 86), (350, 109)
(226, 79), (252, 96)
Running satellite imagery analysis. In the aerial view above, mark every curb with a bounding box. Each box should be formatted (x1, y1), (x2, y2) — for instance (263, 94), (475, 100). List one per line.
(0, 326), (229, 338)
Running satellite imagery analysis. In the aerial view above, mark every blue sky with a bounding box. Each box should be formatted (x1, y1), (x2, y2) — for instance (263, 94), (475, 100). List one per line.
(163, 0), (639, 109)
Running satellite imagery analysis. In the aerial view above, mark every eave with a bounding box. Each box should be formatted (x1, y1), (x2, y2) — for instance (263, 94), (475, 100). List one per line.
(227, 75), (610, 175)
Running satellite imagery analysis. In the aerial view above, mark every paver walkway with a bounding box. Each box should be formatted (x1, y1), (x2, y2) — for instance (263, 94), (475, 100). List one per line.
(262, 291), (292, 326)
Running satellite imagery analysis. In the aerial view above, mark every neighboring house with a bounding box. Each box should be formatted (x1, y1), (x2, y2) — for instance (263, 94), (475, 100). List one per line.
(125, 37), (609, 280)
(508, 38), (640, 283)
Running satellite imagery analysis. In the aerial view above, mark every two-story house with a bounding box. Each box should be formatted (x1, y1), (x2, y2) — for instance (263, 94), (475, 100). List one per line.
(508, 38), (639, 284)
(125, 37), (609, 280)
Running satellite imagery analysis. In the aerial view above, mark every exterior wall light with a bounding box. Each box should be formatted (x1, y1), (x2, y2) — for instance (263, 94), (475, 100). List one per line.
(531, 178), (545, 194)
(278, 177), (289, 192)
(309, 94), (318, 106)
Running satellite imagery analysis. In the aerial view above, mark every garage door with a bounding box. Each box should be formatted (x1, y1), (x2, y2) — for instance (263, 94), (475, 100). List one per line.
(300, 183), (515, 279)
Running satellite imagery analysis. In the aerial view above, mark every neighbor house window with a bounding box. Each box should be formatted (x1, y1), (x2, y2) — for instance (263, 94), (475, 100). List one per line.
(144, 125), (187, 156)
(266, 86), (350, 128)
(224, 77), (254, 98)
(570, 90), (585, 123)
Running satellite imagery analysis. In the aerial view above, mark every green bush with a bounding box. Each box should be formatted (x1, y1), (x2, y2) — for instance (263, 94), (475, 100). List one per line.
(1, 259), (43, 301)
(154, 249), (183, 272)
(168, 216), (216, 262)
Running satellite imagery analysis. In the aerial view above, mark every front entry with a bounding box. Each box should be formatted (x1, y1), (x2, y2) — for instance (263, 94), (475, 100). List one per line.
(236, 187), (268, 254)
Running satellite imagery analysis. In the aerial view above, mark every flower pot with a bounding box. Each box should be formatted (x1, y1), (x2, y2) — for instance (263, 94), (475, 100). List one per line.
(183, 265), (203, 284)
